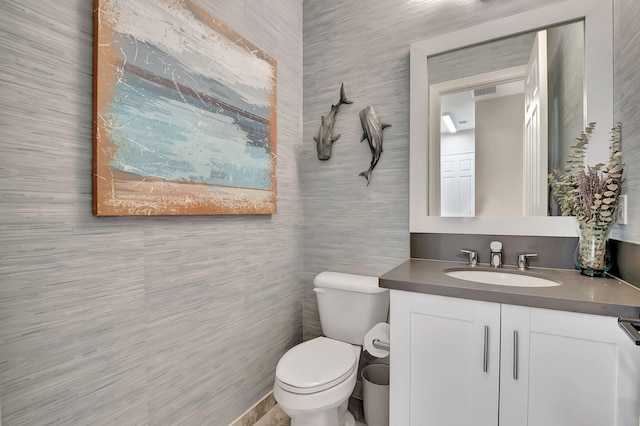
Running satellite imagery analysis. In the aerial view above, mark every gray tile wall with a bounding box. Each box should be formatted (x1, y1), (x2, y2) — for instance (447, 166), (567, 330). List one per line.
(2, 0), (640, 423)
(0, 1), (302, 425)
(613, 0), (640, 244)
(410, 233), (578, 270)
(428, 31), (534, 85)
(302, 0), (640, 339)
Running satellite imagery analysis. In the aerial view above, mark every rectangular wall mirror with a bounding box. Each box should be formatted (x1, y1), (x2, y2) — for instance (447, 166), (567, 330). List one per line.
(410, 0), (613, 236)
(429, 20), (584, 218)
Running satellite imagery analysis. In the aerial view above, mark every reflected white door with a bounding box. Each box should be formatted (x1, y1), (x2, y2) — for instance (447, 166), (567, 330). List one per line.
(441, 152), (475, 217)
(524, 30), (548, 216)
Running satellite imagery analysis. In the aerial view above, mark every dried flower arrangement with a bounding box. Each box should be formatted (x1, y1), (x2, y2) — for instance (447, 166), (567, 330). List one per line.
(549, 122), (624, 275)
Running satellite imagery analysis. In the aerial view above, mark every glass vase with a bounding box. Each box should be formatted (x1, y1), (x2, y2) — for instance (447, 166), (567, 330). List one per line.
(574, 221), (613, 277)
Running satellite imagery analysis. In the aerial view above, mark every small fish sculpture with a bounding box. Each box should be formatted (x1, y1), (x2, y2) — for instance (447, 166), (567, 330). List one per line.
(358, 106), (391, 186)
(314, 83), (353, 160)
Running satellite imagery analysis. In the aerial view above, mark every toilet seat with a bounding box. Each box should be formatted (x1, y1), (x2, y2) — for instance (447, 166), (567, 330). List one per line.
(276, 337), (357, 395)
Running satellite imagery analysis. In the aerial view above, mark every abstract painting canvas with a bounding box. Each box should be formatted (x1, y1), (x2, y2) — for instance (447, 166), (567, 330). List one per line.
(93, 0), (277, 215)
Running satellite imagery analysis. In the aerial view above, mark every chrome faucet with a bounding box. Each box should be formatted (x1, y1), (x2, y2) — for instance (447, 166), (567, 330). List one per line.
(517, 253), (538, 271)
(460, 249), (478, 267)
(490, 241), (503, 268)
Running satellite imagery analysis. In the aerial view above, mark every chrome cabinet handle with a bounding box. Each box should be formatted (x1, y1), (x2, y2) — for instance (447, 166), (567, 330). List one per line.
(618, 318), (640, 345)
(513, 330), (519, 380)
(483, 325), (489, 373)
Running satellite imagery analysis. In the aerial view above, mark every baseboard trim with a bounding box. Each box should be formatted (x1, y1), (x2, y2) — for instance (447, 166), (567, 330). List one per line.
(229, 391), (277, 426)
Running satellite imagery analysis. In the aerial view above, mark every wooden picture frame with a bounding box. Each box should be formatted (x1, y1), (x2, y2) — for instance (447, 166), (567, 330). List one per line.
(93, 0), (277, 215)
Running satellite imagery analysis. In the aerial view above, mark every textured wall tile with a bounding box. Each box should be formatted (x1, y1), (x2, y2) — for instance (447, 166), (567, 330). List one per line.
(0, 0), (302, 424)
(301, 0), (566, 340)
(303, 0), (640, 339)
(613, 0), (640, 244)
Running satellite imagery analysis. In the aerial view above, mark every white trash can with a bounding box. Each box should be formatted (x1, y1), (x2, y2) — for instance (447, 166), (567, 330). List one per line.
(361, 364), (389, 426)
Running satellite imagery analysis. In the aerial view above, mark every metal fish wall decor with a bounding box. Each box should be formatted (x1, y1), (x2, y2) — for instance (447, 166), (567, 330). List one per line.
(358, 106), (391, 186)
(314, 83), (353, 160)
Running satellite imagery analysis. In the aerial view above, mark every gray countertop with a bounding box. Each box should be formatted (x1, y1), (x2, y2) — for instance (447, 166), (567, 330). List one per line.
(380, 259), (640, 318)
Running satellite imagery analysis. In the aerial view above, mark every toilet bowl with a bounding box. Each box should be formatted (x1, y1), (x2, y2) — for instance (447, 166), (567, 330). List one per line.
(274, 337), (360, 426)
(273, 272), (389, 426)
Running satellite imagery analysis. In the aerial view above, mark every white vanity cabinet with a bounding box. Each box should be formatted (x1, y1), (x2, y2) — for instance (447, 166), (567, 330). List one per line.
(389, 290), (501, 426)
(389, 290), (640, 426)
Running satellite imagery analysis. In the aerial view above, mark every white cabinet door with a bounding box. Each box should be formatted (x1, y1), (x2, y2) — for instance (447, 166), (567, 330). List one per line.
(500, 305), (640, 426)
(390, 290), (500, 426)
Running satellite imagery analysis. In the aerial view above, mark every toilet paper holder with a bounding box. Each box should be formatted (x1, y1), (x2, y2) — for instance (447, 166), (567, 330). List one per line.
(372, 339), (390, 351)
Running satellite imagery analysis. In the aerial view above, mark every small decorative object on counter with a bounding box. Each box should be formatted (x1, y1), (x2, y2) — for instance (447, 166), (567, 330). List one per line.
(549, 122), (624, 276)
(314, 83), (353, 160)
(575, 221), (613, 276)
(359, 106), (391, 186)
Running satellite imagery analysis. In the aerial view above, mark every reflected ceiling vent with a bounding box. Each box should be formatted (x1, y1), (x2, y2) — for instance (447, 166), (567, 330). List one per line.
(472, 86), (497, 98)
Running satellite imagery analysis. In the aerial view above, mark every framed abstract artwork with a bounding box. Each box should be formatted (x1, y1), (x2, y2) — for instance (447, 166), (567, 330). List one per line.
(92, 0), (277, 215)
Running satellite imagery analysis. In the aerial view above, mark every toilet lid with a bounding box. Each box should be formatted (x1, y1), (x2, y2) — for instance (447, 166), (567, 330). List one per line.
(276, 337), (357, 394)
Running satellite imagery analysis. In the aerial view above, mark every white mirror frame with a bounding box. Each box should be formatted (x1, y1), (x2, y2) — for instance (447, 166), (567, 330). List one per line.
(410, 0), (613, 236)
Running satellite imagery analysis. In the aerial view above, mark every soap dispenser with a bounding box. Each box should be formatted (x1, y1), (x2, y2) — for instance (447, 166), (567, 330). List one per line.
(490, 241), (503, 268)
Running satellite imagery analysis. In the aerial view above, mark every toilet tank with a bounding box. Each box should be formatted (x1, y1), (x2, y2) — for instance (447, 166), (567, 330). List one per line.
(314, 271), (389, 345)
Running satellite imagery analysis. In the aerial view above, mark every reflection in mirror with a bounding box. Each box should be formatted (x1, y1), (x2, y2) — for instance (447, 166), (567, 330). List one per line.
(409, 0), (613, 236)
(428, 20), (584, 217)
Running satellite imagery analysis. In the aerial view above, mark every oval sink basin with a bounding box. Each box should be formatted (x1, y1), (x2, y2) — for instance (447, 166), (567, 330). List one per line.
(444, 269), (561, 287)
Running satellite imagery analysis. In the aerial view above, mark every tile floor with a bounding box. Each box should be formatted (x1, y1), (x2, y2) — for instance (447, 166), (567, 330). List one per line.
(255, 398), (367, 426)
(253, 404), (290, 426)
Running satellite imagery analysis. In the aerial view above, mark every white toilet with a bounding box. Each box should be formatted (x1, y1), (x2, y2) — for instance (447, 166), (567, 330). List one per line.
(273, 271), (390, 426)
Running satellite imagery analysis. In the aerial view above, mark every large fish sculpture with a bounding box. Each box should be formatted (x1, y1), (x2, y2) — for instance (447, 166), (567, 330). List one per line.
(358, 106), (391, 185)
(314, 83), (353, 160)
